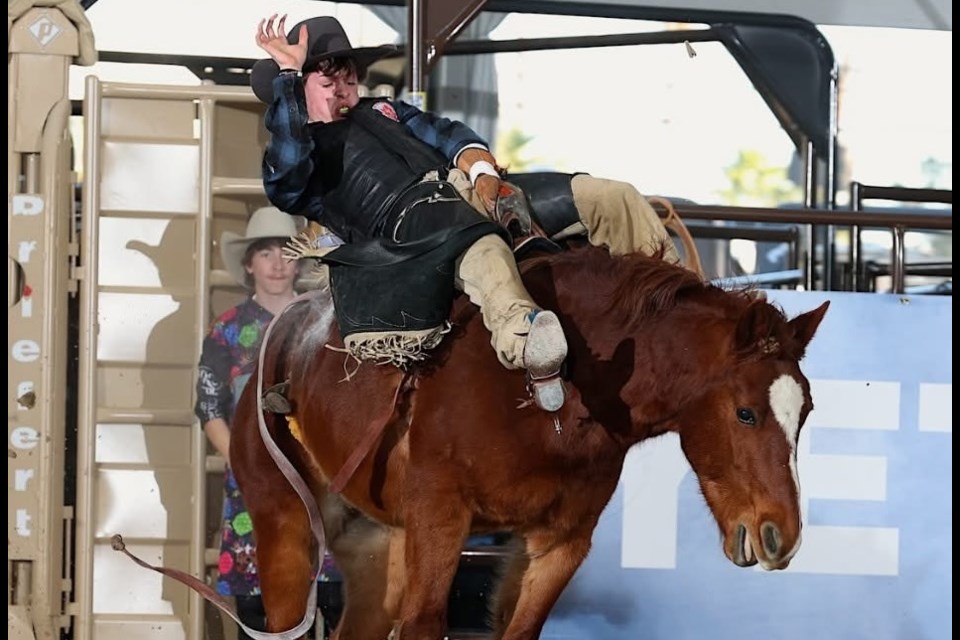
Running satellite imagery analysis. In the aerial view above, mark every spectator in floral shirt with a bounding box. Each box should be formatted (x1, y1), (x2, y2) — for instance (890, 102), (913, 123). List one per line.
(194, 206), (309, 638)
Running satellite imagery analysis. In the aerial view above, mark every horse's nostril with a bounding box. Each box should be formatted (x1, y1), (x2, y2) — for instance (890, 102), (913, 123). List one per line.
(761, 521), (782, 559)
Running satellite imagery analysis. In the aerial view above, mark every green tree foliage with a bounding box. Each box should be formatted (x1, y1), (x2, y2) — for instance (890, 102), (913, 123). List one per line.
(495, 127), (538, 172)
(719, 149), (802, 207)
(920, 156), (952, 190)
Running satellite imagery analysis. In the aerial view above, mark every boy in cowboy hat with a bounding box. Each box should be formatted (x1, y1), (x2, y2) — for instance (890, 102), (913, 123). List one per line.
(250, 15), (678, 412)
(195, 207), (336, 637)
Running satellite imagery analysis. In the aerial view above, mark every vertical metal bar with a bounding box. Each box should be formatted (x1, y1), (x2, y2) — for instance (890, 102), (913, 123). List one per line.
(891, 225), (906, 293)
(822, 66), (839, 291)
(75, 73), (103, 640)
(787, 227), (798, 276)
(193, 92), (216, 640)
(850, 181), (862, 291)
(35, 96), (72, 640)
(801, 138), (817, 290)
(826, 68), (839, 209)
(61, 506), (75, 626)
(24, 154), (41, 193)
(8, 54), (21, 198)
(407, 0), (427, 109)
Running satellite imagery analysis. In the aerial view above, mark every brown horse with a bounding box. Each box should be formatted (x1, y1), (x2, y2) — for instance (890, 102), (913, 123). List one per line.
(231, 245), (829, 640)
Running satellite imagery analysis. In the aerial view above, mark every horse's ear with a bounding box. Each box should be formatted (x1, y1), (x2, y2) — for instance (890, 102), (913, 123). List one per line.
(788, 300), (830, 357)
(734, 301), (775, 356)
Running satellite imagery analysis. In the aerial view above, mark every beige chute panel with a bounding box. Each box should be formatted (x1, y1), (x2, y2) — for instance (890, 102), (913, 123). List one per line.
(8, 3), (92, 640)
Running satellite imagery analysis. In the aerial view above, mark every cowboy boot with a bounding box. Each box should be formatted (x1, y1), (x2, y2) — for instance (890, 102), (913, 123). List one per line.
(522, 309), (568, 412)
(457, 235), (568, 412)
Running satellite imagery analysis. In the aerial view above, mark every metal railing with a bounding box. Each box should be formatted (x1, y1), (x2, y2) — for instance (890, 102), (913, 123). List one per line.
(849, 183), (952, 293)
(672, 201), (952, 293)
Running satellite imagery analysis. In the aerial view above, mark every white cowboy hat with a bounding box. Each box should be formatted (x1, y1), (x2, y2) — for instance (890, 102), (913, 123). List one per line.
(220, 206), (300, 289)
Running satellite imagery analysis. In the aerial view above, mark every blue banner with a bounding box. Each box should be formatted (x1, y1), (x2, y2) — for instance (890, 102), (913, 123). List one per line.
(543, 291), (952, 640)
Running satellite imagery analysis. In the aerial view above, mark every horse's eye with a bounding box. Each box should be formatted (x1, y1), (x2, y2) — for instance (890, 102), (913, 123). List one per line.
(736, 408), (757, 426)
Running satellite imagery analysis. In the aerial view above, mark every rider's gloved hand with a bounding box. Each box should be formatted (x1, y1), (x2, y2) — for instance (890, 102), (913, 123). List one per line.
(457, 148), (503, 216)
(474, 173), (501, 215)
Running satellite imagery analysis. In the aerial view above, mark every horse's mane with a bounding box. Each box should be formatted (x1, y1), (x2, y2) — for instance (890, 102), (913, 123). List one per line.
(523, 246), (805, 359)
(607, 247), (711, 318)
(526, 245), (740, 318)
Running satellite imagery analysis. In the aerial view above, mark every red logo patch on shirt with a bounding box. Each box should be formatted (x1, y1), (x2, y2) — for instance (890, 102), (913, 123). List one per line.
(372, 101), (399, 122)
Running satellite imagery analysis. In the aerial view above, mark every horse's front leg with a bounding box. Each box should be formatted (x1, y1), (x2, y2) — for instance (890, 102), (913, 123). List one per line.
(394, 501), (471, 640)
(494, 532), (592, 640)
(248, 485), (317, 637)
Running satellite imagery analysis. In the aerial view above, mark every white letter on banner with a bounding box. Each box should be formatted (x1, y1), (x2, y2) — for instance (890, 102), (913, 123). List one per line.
(18, 241), (37, 263)
(621, 433), (689, 569)
(785, 379), (899, 576)
(15, 469), (35, 491)
(16, 510), (33, 537)
(12, 195), (44, 216)
(918, 383), (951, 433)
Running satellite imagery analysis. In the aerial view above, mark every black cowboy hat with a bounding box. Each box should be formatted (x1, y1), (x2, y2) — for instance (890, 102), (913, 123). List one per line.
(250, 16), (398, 104)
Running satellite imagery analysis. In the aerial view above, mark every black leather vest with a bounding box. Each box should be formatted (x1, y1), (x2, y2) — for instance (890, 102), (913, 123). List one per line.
(308, 99), (449, 242)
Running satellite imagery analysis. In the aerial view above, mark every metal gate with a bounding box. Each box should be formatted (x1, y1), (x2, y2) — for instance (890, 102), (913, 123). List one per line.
(75, 78), (271, 639)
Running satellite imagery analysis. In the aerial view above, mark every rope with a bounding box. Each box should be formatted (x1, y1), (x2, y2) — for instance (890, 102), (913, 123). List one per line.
(649, 196), (706, 279)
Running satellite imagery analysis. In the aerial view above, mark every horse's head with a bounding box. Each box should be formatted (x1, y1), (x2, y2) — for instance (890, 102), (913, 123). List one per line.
(676, 299), (829, 571)
(526, 248), (829, 570)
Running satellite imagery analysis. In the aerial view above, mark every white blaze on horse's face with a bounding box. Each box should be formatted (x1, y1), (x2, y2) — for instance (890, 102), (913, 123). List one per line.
(769, 374), (802, 457)
(768, 373), (804, 562)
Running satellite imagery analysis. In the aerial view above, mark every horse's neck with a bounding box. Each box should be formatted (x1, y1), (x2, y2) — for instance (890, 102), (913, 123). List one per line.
(553, 267), (731, 443)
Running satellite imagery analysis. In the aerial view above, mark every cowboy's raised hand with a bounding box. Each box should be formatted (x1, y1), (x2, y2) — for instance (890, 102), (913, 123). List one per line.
(256, 14), (307, 71)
